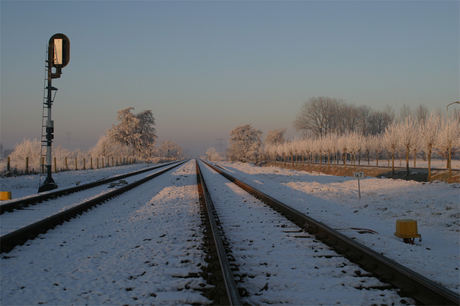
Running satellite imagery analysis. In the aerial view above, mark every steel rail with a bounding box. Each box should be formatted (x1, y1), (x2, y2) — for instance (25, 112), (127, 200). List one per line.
(201, 160), (459, 306)
(0, 160), (188, 254)
(0, 160), (184, 214)
(196, 160), (242, 306)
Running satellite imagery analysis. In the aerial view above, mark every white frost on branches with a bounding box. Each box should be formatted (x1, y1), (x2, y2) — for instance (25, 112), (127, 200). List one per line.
(227, 124), (262, 162)
(107, 107), (157, 158)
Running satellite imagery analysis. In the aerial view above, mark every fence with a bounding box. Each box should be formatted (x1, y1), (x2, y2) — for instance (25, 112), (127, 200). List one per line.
(2, 156), (136, 175)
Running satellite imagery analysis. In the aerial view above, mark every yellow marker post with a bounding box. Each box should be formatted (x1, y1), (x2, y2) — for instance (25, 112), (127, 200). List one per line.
(394, 219), (421, 244)
(0, 191), (12, 201)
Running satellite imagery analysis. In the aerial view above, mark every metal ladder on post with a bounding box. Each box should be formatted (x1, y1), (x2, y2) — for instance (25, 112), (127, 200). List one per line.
(38, 47), (51, 189)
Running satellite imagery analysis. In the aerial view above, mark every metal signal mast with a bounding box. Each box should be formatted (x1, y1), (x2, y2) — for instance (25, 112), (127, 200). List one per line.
(38, 34), (70, 193)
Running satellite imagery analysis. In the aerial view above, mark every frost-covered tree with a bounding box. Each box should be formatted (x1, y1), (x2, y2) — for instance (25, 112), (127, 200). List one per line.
(396, 116), (417, 175)
(298, 139), (310, 168)
(338, 134), (349, 170)
(323, 133), (336, 170)
(383, 124), (399, 175)
(419, 111), (441, 181)
(346, 133), (361, 169)
(227, 124), (262, 162)
(264, 128), (286, 146)
(436, 116), (460, 177)
(8, 138), (41, 173)
(108, 107), (157, 157)
(159, 140), (182, 159)
(134, 110), (157, 157)
(369, 135), (383, 166)
(89, 132), (131, 159)
(206, 147), (221, 161)
(91, 133), (113, 157)
(286, 140), (301, 167)
(360, 135), (372, 165)
(108, 107), (139, 150)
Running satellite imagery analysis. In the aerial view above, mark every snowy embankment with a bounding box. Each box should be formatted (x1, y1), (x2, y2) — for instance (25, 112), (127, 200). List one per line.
(212, 161), (460, 295)
(1, 161), (210, 305)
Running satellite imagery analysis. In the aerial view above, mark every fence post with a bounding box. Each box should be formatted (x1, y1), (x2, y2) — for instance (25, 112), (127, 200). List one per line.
(75, 157), (78, 170)
(54, 157), (57, 173)
(7, 156), (11, 172)
(25, 157), (29, 174)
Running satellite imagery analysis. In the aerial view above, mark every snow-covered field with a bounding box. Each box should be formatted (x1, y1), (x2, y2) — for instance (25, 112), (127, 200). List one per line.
(0, 159), (459, 305)
(1, 161), (210, 305)
(213, 161), (460, 296)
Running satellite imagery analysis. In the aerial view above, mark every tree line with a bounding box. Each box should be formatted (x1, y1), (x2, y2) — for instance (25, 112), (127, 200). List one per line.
(1, 107), (183, 175)
(216, 97), (459, 180)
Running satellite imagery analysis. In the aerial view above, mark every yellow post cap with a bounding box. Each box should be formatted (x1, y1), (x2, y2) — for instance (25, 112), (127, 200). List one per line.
(0, 191), (12, 201)
(394, 219), (421, 239)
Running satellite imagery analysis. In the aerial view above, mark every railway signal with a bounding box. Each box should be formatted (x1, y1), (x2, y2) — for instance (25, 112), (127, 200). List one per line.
(39, 34), (70, 193)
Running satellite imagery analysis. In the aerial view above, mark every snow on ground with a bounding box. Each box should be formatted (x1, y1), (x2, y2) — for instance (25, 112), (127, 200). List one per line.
(200, 161), (412, 305)
(1, 161), (210, 305)
(0, 163), (152, 200)
(0, 160), (458, 305)
(213, 161), (460, 295)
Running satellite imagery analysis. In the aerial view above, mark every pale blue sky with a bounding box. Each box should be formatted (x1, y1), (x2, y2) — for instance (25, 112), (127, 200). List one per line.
(1, 0), (459, 156)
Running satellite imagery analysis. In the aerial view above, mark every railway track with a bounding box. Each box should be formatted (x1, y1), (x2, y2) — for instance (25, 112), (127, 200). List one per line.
(197, 159), (459, 305)
(0, 160), (182, 215)
(1, 160), (211, 305)
(1, 159), (458, 305)
(0, 160), (188, 253)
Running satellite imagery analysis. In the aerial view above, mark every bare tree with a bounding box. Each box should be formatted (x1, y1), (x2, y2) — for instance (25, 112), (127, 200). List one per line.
(398, 104), (412, 122)
(293, 97), (338, 138)
(415, 104), (429, 125)
(368, 106), (394, 135)
(357, 105), (372, 136)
